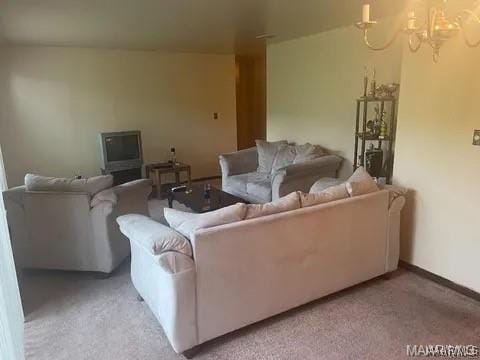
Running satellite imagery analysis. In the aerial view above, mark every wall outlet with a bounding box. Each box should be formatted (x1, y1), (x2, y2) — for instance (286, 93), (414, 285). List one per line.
(473, 130), (480, 146)
(213, 112), (219, 120)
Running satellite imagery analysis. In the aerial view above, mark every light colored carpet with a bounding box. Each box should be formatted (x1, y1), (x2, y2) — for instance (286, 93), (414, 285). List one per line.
(22, 262), (480, 360)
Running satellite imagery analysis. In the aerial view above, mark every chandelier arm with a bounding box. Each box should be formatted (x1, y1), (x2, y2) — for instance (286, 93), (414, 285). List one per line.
(362, 28), (403, 51)
(456, 10), (480, 48)
(408, 34), (423, 53)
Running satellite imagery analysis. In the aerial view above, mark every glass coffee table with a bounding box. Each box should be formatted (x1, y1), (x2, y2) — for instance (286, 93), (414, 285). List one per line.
(167, 184), (247, 213)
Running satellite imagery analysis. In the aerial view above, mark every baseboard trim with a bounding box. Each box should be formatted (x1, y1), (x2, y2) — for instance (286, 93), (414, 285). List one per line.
(399, 260), (480, 302)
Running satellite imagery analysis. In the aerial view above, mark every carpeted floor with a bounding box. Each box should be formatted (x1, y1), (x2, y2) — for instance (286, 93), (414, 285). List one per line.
(22, 261), (480, 360)
(21, 187), (480, 359)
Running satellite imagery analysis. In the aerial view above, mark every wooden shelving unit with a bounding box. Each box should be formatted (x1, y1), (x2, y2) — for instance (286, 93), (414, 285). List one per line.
(353, 96), (398, 184)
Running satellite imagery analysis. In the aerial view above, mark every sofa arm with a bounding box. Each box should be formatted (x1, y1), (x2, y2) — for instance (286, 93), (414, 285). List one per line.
(129, 239), (197, 353)
(2, 185), (26, 209)
(111, 179), (152, 214)
(219, 147), (258, 177)
(112, 179), (152, 198)
(90, 179), (152, 215)
(386, 195), (406, 272)
(271, 155), (343, 200)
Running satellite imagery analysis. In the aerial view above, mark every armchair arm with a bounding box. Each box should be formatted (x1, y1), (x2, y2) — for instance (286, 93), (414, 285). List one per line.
(271, 155), (343, 200)
(89, 179), (152, 272)
(2, 185), (26, 209)
(219, 147), (258, 177)
(110, 179), (153, 214)
(90, 179), (153, 214)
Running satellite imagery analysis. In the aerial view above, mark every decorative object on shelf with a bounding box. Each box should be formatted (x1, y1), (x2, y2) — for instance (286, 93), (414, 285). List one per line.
(363, 66), (369, 97)
(353, 91), (398, 184)
(369, 67), (377, 98)
(375, 83), (399, 98)
(366, 148), (384, 178)
(355, 1), (480, 63)
(379, 111), (388, 140)
(366, 119), (376, 135)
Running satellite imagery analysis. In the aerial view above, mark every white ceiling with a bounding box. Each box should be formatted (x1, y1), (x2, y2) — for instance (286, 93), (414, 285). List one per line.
(0, 0), (405, 54)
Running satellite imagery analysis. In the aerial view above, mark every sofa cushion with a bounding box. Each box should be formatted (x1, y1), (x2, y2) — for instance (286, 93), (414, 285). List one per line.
(246, 178), (272, 203)
(117, 214), (192, 257)
(225, 172), (270, 194)
(310, 178), (344, 194)
(255, 140), (288, 173)
(301, 183), (349, 207)
(224, 173), (250, 193)
(271, 145), (296, 173)
(246, 191), (300, 219)
(25, 173), (113, 196)
(164, 203), (247, 239)
(293, 143), (325, 164)
(346, 167), (379, 197)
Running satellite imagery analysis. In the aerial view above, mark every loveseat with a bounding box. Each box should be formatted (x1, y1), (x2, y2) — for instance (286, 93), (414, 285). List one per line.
(219, 140), (342, 203)
(117, 169), (405, 355)
(3, 174), (152, 274)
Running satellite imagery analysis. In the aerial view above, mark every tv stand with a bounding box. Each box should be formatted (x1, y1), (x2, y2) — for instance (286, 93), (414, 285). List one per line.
(101, 167), (142, 186)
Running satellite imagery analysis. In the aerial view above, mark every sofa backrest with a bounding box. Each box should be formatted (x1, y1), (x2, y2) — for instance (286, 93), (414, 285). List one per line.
(23, 191), (94, 270)
(191, 190), (394, 344)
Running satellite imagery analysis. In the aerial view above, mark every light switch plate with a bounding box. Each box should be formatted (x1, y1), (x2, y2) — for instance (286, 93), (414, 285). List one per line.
(473, 130), (480, 146)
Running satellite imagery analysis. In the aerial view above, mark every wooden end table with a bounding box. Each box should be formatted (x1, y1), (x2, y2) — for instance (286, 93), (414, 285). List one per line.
(146, 162), (191, 199)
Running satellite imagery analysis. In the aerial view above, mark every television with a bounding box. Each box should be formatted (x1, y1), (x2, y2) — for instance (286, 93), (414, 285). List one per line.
(98, 131), (143, 171)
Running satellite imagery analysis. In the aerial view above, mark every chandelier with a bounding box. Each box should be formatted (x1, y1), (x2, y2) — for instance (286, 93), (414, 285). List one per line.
(355, 0), (480, 62)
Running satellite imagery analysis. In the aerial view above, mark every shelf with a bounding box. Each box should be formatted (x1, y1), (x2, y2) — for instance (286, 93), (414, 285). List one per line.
(356, 133), (391, 141)
(357, 96), (396, 102)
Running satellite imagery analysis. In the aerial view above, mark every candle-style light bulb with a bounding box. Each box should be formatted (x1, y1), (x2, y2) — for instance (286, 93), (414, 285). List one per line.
(362, 4), (371, 23)
(407, 10), (416, 30)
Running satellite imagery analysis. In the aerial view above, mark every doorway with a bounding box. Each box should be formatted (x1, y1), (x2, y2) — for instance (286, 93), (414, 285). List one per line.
(235, 53), (267, 150)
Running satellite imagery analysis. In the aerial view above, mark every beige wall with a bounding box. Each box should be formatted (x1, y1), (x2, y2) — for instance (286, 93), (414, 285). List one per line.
(267, 16), (480, 293)
(267, 22), (402, 178)
(394, 40), (480, 293)
(0, 46), (237, 186)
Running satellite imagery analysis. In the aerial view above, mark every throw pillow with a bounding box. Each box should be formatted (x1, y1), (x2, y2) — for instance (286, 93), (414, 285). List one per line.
(345, 167), (379, 197)
(256, 140), (288, 173)
(310, 178), (344, 194)
(271, 145), (296, 173)
(300, 183), (349, 207)
(117, 214), (192, 257)
(293, 143), (325, 164)
(245, 191), (301, 219)
(164, 203), (247, 238)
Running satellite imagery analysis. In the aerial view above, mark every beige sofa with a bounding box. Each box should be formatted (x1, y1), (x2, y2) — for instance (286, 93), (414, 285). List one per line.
(3, 178), (152, 274)
(118, 189), (405, 355)
(220, 143), (343, 203)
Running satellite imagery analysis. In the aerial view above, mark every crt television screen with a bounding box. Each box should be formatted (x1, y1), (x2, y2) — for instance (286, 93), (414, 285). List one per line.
(105, 135), (140, 162)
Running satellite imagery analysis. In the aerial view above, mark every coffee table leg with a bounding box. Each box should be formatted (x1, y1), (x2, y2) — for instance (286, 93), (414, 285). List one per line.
(168, 191), (174, 208)
(175, 171), (180, 185)
(187, 167), (192, 189)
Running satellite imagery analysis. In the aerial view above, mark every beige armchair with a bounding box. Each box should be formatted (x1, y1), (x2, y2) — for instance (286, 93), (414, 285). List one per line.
(3, 179), (152, 275)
